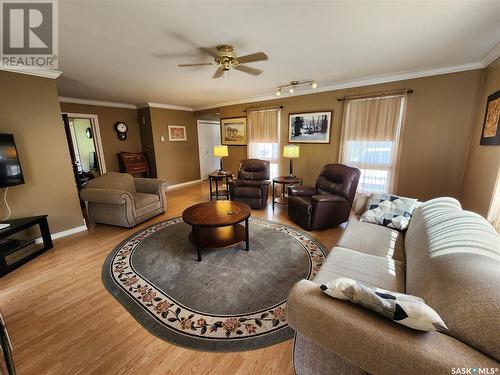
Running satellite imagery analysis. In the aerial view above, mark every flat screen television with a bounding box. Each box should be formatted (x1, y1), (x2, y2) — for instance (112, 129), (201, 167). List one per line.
(0, 134), (25, 188)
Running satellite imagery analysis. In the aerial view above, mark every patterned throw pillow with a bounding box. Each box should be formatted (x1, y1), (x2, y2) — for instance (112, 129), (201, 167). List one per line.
(320, 278), (447, 332)
(360, 193), (417, 230)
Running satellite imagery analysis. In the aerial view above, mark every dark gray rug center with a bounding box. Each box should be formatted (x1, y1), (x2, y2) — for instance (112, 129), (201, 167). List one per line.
(103, 217), (326, 352)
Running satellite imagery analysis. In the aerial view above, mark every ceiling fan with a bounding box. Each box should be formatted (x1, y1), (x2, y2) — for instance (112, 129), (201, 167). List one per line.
(178, 44), (268, 78)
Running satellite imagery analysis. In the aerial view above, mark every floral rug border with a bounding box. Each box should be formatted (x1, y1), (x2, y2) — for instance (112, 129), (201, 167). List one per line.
(108, 217), (326, 341)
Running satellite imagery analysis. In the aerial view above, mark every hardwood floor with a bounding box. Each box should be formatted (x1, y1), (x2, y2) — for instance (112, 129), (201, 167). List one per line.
(0, 181), (344, 375)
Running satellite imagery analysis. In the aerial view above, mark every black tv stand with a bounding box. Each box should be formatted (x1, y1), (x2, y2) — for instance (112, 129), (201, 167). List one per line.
(0, 215), (53, 277)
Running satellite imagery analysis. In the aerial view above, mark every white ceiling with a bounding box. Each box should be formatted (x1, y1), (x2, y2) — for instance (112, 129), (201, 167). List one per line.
(56, 1), (500, 109)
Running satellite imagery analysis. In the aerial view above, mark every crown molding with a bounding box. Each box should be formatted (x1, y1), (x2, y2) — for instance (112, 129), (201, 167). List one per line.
(0, 65), (62, 79)
(59, 96), (137, 109)
(480, 41), (500, 67)
(192, 62), (485, 111)
(142, 102), (193, 112)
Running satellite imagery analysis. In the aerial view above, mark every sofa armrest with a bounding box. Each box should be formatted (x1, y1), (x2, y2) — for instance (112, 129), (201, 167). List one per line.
(79, 188), (133, 205)
(288, 185), (316, 197)
(134, 177), (167, 195)
(287, 280), (498, 374)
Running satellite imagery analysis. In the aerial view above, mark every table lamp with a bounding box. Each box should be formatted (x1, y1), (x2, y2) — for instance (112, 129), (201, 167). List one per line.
(213, 145), (229, 174)
(283, 144), (299, 179)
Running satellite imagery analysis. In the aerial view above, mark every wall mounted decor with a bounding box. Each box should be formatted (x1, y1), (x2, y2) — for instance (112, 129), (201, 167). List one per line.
(288, 111), (332, 144)
(168, 126), (187, 141)
(114, 122), (128, 141)
(221, 117), (247, 145)
(480, 90), (500, 145)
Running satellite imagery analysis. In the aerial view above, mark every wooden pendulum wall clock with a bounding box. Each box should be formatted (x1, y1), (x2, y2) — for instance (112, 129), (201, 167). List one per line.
(115, 122), (128, 140)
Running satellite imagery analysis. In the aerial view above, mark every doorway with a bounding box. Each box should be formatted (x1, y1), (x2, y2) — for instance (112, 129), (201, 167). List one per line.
(197, 120), (221, 180)
(62, 113), (106, 191)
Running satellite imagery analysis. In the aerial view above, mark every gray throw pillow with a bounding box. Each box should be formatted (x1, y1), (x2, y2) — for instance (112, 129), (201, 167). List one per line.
(360, 193), (417, 230)
(320, 278), (447, 332)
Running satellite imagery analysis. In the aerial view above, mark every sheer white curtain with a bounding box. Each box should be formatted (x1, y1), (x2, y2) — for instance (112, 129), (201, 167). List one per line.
(339, 94), (407, 194)
(247, 108), (281, 178)
(488, 168), (500, 232)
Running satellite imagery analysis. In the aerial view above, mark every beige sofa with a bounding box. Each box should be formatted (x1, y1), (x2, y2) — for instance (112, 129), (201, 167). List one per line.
(79, 172), (167, 228)
(287, 197), (500, 374)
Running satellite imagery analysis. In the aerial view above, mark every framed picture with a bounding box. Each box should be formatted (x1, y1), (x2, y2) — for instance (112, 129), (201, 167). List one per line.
(288, 111), (332, 143)
(221, 117), (247, 145)
(168, 126), (187, 141)
(480, 90), (500, 146)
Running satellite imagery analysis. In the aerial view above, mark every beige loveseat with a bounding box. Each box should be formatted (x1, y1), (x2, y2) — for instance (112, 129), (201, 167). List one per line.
(287, 197), (500, 374)
(79, 172), (167, 228)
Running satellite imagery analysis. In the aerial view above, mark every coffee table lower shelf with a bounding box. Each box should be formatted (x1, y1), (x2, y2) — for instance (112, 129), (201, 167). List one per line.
(188, 223), (249, 261)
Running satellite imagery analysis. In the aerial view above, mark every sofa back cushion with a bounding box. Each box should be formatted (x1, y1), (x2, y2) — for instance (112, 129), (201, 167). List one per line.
(85, 172), (136, 193)
(405, 197), (500, 360)
(315, 164), (360, 203)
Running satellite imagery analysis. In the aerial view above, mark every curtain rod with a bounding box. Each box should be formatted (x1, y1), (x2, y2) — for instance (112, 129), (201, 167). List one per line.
(244, 105), (283, 113)
(337, 89), (413, 102)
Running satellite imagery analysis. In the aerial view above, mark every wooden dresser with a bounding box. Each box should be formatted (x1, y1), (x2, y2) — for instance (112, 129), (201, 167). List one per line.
(117, 152), (149, 177)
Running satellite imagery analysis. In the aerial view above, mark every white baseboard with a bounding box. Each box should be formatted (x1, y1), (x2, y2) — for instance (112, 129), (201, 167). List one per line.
(35, 223), (88, 244)
(167, 179), (202, 190)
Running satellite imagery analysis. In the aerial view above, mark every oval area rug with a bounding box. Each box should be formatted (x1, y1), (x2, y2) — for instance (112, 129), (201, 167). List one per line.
(102, 217), (326, 351)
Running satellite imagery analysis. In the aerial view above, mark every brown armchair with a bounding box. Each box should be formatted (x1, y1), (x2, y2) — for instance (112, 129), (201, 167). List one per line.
(229, 159), (271, 209)
(288, 164), (360, 230)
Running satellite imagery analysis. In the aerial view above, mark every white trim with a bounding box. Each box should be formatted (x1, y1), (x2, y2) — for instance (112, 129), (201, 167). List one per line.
(481, 41), (500, 67)
(62, 113), (107, 174)
(167, 179), (202, 190)
(192, 62), (484, 110)
(59, 97), (136, 109)
(35, 224), (87, 243)
(140, 102), (194, 112)
(0, 65), (62, 79)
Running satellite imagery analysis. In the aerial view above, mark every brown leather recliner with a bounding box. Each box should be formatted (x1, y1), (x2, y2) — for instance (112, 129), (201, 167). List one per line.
(229, 159), (271, 209)
(288, 164), (361, 230)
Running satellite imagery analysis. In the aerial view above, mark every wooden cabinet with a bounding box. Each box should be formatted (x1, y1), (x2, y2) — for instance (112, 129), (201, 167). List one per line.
(117, 152), (149, 177)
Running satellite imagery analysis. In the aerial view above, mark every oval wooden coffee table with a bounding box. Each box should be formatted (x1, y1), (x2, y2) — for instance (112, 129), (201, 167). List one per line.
(182, 201), (251, 262)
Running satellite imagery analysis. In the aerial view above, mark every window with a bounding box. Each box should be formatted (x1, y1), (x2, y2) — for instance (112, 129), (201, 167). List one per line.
(247, 108), (280, 178)
(339, 94), (406, 194)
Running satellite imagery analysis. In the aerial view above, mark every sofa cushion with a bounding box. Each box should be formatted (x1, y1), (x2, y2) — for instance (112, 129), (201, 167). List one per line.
(360, 193), (417, 230)
(133, 192), (159, 210)
(85, 172), (136, 193)
(313, 246), (405, 293)
(337, 217), (405, 262)
(320, 277), (448, 332)
(405, 197), (500, 361)
(232, 186), (261, 198)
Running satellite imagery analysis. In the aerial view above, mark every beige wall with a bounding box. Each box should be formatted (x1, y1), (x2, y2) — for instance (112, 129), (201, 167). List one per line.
(60, 103), (142, 172)
(461, 58), (500, 217)
(0, 71), (84, 233)
(196, 69), (482, 201)
(148, 107), (200, 185)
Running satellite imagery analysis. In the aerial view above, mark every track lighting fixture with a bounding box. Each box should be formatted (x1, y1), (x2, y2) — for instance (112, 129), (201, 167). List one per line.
(275, 80), (317, 96)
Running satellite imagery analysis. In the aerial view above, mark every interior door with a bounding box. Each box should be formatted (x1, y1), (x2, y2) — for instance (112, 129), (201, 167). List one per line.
(197, 122), (221, 179)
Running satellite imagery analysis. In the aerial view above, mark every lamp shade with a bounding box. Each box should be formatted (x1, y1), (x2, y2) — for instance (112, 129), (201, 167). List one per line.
(283, 144), (300, 158)
(213, 145), (228, 157)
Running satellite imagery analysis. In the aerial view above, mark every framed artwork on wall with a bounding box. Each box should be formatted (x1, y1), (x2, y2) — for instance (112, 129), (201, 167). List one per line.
(288, 111), (332, 144)
(480, 90), (500, 145)
(168, 126), (187, 141)
(221, 117), (247, 145)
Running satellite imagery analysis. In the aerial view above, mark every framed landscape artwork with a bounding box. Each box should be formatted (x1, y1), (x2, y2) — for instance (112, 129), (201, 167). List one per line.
(288, 111), (332, 143)
(221, 117), (247, 145)
(480, 90), (500, 145)
(168, 126), (187, 141)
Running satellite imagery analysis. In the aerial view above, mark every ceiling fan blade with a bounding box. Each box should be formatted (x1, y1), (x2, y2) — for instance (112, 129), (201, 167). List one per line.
(235, 65), (263, 76)
(237, 52), (268, 64)
(178, 63), (213, 67)
(212, 69), (224, 79)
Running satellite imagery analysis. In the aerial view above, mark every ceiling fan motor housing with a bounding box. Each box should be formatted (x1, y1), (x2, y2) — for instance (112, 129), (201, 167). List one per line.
(215, 44), (238, 70)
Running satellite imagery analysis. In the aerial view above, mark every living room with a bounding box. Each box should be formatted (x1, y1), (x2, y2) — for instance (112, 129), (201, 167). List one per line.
(0, 1), (499, 374)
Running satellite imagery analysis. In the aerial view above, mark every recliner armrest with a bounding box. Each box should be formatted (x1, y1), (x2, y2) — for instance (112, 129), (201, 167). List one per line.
(79, 188), (133, 205)
(289, 185), (317, 197)
(228, 179), (243, 187)
(287, 280), (497, 374)
(311, 194), (348, 203)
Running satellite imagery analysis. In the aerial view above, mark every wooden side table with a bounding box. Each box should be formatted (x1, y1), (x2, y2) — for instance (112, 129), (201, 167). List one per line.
(208, 171), (233, 201)
(272, 176), (303, 209)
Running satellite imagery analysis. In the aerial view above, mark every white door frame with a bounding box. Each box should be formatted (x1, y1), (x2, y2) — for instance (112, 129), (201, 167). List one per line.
(197, 120), (221, 180)
(63, 113), (107, 174)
